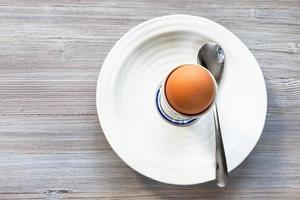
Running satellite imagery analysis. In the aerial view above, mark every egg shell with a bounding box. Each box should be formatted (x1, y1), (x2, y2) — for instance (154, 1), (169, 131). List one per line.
(165, 64), (216, 115)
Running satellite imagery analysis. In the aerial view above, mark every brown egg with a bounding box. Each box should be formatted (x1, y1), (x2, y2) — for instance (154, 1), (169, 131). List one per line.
(165, 64), (216, 115)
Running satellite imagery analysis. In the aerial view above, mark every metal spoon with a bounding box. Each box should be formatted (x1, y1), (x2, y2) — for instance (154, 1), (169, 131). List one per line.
(198, 42), (228, 187)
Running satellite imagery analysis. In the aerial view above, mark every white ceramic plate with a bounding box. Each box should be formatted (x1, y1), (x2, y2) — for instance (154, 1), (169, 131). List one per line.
(97, 15), (267, 185)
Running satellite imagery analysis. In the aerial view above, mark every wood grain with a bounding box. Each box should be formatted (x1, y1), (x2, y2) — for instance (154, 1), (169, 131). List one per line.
(0, 0), (299, 199)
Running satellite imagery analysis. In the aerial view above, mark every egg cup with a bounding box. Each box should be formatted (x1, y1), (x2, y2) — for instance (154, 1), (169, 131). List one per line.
(156, 64), (217, 126)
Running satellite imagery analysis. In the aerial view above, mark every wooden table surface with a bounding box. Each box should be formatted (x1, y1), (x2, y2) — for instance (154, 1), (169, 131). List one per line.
(0, 0), (299, 199)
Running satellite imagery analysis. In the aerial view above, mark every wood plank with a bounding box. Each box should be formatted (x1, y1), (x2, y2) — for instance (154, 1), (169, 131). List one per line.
(0, 0), (299, 9)
(0, 80), (97, 115)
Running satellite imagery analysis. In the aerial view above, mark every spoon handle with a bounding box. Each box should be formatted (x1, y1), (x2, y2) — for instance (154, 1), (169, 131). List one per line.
(214, 103), (228, 187)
